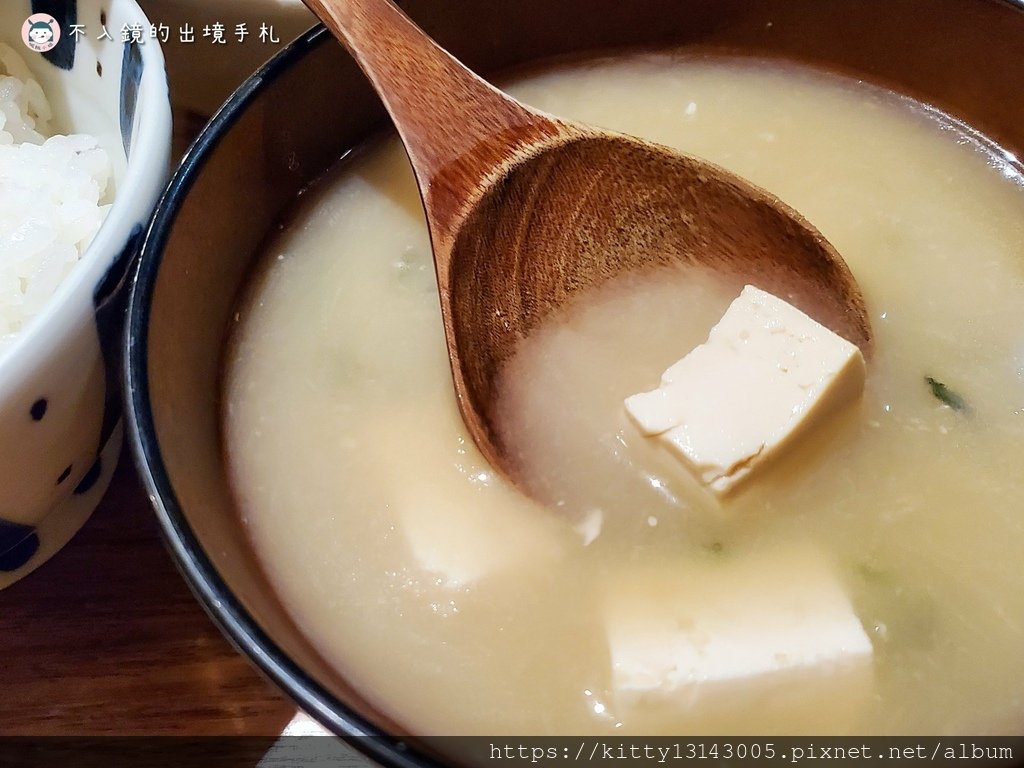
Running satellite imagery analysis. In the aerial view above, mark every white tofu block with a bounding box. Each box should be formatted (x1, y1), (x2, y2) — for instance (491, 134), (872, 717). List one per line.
(396, 478), (562, 588)
(624, 285), (866, 495)
(368, 409), (563, 588)
(605, 545), (874, 733)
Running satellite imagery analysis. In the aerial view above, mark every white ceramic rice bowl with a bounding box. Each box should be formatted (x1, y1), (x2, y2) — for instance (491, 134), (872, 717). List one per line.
(0, 0), (171, 587)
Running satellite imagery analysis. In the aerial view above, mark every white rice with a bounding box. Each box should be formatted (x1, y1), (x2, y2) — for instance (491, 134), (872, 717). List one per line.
(0, 43), (112, 350)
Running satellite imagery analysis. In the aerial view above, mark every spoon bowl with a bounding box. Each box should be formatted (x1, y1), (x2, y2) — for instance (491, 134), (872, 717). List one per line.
(303, 0), (872, 481)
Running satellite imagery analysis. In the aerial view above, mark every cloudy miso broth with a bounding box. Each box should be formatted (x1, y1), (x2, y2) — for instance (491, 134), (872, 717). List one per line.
(223, 56), (1024, 735)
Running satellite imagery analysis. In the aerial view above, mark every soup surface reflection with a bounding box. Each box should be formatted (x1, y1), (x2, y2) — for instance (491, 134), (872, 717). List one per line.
(224, 56), (1024, 735)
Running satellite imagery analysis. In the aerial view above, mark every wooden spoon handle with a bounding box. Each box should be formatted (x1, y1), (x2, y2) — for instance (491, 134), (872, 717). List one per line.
(303, 0), (559, 235)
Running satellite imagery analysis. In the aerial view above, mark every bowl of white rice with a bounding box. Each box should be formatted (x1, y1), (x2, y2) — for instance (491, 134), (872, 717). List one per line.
(0, 0), (171, 587)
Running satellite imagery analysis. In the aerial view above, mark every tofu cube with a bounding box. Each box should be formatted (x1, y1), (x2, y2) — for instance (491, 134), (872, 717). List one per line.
(396, 477), (562, 588)
(624, 285), (866, 495)
(605, 545), (874, 733)
(368, 408), (563, 588)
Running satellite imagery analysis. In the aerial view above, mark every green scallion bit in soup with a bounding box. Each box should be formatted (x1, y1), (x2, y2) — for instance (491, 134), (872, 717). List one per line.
(224, 55), (1024, 735)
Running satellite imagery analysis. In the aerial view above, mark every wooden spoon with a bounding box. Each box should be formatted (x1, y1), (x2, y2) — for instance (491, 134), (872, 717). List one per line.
(302, 0), (873, 482)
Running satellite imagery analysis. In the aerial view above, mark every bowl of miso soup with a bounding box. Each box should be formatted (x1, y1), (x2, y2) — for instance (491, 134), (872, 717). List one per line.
(125, 0), (1024, 760)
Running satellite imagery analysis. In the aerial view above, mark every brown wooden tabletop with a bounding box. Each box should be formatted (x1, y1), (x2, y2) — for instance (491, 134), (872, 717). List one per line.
(0, 450), (297, 738)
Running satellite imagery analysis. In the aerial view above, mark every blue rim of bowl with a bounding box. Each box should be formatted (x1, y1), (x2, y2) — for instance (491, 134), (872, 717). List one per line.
(124, 24), (449, 766)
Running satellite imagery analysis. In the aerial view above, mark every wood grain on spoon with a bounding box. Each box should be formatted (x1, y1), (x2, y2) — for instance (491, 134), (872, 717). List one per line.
(302, 0), (873, 483)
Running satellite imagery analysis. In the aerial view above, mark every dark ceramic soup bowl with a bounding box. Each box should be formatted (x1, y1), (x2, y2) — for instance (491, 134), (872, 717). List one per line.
(126, 0), (1024, 762)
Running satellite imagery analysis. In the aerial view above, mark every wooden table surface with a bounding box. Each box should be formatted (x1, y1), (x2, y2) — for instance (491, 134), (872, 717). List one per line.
(0, 451), (297, 737)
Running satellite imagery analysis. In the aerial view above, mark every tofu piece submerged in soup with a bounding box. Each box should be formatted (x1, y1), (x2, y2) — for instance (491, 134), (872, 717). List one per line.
(223, 55), (1024, 735)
